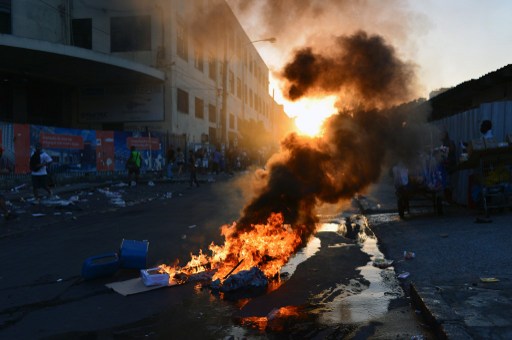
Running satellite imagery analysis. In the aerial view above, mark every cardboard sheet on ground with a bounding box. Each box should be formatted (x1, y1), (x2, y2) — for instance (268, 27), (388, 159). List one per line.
(106, 278), (177, 296)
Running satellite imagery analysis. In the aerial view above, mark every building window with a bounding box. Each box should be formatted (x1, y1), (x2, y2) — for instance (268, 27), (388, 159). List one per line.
(177, 19), (188, 60)
(209, 104), (216, 123)
(177, 88), (189, 114)
(208, 54), (216, 81)
(0, 0), (12, 34)
(195, 97), (204, 119)
(249, 89), (253, 108)
(111, 16), (151, 52)
(229, 71), (235, 95)
(236, 78), (242, 99)
(194, 43), (204, 71)
(229, 113), (235, 129)
(72, 18), (92, 49)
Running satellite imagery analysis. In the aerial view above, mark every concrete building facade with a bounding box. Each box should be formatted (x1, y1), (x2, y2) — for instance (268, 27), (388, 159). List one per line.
(0, 0), (290, 149)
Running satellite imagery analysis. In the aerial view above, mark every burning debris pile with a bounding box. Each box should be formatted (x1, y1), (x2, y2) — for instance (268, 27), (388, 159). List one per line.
(149, 213), (302, 291)
(150, 31), (431, 293)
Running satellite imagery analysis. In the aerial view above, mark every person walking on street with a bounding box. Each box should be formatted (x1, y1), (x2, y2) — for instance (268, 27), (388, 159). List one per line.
(166, 145), (175, 180)
(176, 147), (185, 177)
(126, 146), (142, 186)
(188, 150), (199, 187)
(30, 142), (53, 199)
(212, 148), (221, 175)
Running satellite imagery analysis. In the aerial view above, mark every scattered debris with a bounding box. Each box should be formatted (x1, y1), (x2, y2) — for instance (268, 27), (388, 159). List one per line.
(397, 272), (410, 279)
(148, 181), (155, 186)
(188, 224), (197, 229)
(403, 251), (415, 259)
(411, 335), (425, 340)
(31, 213), (46, 217)
(140, 267), (170, 287)
(211, 267), (268, 292)
(98, 188), (126, 207)
(373, 258), (394, 269)
(11, 183), (27, 192)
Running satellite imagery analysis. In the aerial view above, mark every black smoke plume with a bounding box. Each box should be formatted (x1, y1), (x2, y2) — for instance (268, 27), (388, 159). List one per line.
(281, 31), (417, 109)
(237, 31), (427, 239)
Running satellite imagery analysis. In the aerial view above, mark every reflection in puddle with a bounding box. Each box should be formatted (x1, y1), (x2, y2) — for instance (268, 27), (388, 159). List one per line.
(212, 215), (402, 337)
(319, 236), (402, 324)
(315, 216), (403, 325)
(280, 234), (321, 277)
(278, 221), (350, 277)
(277, 216), (403, 326)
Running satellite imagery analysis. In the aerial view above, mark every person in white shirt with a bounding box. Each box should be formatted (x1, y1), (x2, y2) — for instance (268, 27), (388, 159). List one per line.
(31, 143), (53, 198)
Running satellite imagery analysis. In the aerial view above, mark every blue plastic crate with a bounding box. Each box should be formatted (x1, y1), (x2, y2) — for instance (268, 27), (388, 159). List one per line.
(119, 239), (149, 269)
(81, 252), (120, 280)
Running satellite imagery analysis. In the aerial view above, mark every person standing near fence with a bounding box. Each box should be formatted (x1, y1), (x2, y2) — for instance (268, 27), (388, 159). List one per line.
(30, 143), (53, 199)
(126, 146), (142, 186)
(165, 145), (175, 180)
(188, 150), (199, 188)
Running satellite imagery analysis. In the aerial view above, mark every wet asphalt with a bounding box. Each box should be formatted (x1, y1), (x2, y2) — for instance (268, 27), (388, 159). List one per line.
(0, 172), (430, 339)
(2, 171), (507, 338)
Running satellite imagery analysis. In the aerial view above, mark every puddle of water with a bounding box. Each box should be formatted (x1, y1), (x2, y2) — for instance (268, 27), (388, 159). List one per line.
(280, 235), (321, 277)
(314, 218), (403, 326)
(279, 221), (347, 277)
(276, 216), (402, 326)
(319, 235), (402, 325)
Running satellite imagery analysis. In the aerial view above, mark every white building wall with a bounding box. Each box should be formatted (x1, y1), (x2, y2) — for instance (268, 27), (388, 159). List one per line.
(8, 0), (277, 147)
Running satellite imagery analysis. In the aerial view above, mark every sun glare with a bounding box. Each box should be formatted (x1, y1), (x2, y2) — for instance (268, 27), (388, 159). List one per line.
(285, 96), (338, 137)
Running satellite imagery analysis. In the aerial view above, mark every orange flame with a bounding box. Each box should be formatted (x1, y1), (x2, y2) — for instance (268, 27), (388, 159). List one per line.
(158, 213), (303, 284)
(238, 306), (303, 332)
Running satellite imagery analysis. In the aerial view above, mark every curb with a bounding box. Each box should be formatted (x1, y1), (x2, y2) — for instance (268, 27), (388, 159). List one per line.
(409, 283), (473, 339)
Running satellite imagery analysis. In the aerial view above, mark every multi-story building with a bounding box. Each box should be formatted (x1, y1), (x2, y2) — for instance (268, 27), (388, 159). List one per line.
(0, 0), (290, 149)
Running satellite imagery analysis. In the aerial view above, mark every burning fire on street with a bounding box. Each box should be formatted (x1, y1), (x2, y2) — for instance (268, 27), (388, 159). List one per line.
(151, 29), (432, 295)
(156, 212), (303, 288)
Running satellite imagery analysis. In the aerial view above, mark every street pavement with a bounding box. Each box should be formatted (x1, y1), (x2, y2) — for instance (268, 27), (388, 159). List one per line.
(357, 175), (512, 339)
(2, 172), (511, 339)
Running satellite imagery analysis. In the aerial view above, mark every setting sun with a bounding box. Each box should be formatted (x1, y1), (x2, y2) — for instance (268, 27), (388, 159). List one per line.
(285, 96), (338, 137)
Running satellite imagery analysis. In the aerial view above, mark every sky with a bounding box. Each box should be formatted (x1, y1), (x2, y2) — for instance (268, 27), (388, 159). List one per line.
(227, 0), (512, 131)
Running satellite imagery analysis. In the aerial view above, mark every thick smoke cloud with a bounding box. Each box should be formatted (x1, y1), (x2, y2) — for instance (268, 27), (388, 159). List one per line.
(237, 103), (428, 237)
(237, 30), (430, 238)
(281, 31), (418, 109)
(222, 1), (432, 242)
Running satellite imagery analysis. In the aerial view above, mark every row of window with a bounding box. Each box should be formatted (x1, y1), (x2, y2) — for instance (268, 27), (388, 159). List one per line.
(177, 18), (267, 90)
(176, 88), (270, 124)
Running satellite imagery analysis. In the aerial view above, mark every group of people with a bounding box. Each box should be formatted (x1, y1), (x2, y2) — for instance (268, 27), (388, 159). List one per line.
(165, 146), (199, 187)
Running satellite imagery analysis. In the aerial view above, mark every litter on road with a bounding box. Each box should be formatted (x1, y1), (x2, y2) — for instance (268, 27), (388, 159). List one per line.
(372, 258), (394, 269)
(398, 272), (410, 279)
